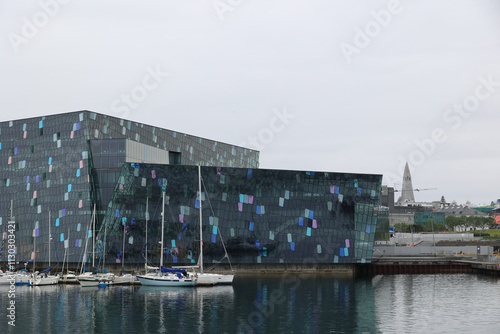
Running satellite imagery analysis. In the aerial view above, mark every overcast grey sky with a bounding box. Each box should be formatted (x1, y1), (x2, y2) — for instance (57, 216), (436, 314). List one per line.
(1, 0), (500, 206)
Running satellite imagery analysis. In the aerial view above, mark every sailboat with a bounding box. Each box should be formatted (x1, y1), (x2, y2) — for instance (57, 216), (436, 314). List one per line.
(0, 201), (28, 285)
(136, 191), (198, 287)
(59, 247), (77, 284)
(109, 218), (137, 285)
(77, 206), (115, 287)
(59, 222), (79, 284)
(30, 211), (59, 286)
(194, 165), (234, 286)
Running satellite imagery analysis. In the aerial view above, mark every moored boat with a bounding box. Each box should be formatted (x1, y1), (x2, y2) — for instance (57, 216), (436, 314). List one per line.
(77, 272), (115, 287)
(59, 271), (78, 284)
(136, 267), (197, 287)
(136, 192), (197, 287)
(30, 268), (59, 286)
(195, 165), (235, 286)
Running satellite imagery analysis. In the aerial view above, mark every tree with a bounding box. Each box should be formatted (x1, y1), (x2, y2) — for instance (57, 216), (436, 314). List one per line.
(394, 222), (409, 233)
(423, 220), (446, 233)
(458, 216), (469, 231)
(445, 215), (460, 231)
(424, 220), (436, 232)
(413, 224), (424, 233)
(478, 216), (494, 230)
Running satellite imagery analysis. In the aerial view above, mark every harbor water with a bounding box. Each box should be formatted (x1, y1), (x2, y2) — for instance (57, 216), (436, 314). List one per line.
(1, 273), (500, 333)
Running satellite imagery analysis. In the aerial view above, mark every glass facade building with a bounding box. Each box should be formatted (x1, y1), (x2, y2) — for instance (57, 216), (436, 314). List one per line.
(0, 111), (382, 268)
(0, 111), (258, 265)
(101, 164), (382, 267)
(413, 212), (445, 226)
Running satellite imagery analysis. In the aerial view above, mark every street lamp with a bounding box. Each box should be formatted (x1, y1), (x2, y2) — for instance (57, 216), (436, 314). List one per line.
(430, 215), (436, 256)
(409, 216), (414, 246)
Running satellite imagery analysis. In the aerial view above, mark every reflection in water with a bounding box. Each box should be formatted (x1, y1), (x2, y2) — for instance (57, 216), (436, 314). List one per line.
(5, 274), (498, 333)
(373, 274), (500, 334)
(1, 275), (376, 333)
(137, 285), (235, 333)
(233, 274), (377, 334)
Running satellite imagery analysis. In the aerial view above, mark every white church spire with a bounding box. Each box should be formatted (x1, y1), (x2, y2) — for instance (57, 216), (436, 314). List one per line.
(397, 162), (415, 203)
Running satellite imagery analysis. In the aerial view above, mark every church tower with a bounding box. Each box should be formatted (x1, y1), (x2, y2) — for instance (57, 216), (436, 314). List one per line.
(397, 162), (415, 203)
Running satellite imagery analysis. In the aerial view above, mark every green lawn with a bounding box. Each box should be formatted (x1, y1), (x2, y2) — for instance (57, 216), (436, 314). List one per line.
(483, 229), (500, 238)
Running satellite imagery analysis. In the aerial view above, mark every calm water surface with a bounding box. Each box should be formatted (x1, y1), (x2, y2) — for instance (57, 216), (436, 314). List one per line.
(1, 273), (500, 333)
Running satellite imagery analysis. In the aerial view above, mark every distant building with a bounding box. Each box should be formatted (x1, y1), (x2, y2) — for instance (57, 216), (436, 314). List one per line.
(396, 162), (415, 204)
(381, 162), (440, 236)
(413, 212), (445, 227)
(0, 111), (382, 267)
(435, 206), (487, 218)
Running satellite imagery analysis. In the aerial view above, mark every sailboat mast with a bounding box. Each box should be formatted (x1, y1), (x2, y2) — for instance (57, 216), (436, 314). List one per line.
(103, 229), (106, 271)
(160, 191), (165, 268)
(92, 204), (95, 268)
(145, 197), (148, 273)
(67, 228), (70, 274)
(122, 219), (125, 272)
(48, 210), (51, 268)
(33, 224), (36, 273)
(198, 165), (203, 273)
(80, 222), (90, 275)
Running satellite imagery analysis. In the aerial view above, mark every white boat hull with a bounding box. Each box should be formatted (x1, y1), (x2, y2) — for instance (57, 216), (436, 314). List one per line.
(77, 273), (115, 287)
(0, 272), (17, 285)
(136, 274), (197, 287)
(197, 273), (234, 286)
(59, 274), (78, 284)
(109, 274), (137, 285)
(30, 274), (59, 286)
(15, 271), (31, 285)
